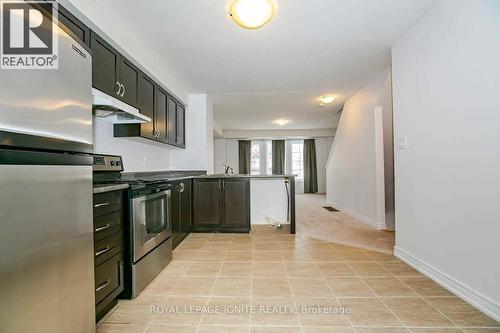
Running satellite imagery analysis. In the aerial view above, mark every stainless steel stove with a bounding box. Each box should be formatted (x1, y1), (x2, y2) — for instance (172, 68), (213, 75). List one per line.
(92, 154), (172, 299)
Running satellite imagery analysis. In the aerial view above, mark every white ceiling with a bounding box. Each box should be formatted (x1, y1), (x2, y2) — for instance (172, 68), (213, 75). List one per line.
(78, 0), (437, 130)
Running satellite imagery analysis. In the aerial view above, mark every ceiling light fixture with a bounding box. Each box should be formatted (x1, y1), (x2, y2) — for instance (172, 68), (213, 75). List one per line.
(274, 119), (290, 126)
(319, 95), (336, 104)
(229, 0), (276, 30)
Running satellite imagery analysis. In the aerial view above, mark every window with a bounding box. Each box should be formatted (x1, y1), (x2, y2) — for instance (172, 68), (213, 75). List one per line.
(250, 142), (260, 175)
(266, 141), (273, 175)
(291, 142), (304, 179)
(286, 140), (304, 179)
(250, 140), (272, 175)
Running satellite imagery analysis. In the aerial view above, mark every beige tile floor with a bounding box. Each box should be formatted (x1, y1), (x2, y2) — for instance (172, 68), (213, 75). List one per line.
(98, 195), (499, 333)
(296, 194), (395, 253)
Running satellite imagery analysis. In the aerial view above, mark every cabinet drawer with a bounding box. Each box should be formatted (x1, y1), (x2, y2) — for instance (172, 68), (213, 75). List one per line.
(94, 233), (122, 266)
(94, 211), (123, 242)
(93, 191), (123, 218)
(95, 253), (122, 305)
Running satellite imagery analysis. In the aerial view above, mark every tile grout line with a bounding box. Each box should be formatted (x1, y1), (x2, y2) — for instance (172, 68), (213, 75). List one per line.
(393, 275), (466, 332)
(355, 269), (409, 330)
(343, 259), (411, 331)
(283, 259), (301, 333)
(141, 257), (195, 331)
(195, 248), (225, 333)
(315, 260), (357, 333)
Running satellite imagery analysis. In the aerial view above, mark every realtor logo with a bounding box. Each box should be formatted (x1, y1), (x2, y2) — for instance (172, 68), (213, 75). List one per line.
(1, 0), (58, 69)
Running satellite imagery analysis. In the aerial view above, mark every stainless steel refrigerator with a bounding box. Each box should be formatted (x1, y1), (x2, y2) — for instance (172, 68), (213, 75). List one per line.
(0, 22), (95, 333)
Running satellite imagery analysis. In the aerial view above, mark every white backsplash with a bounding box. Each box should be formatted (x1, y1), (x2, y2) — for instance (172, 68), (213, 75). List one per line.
(92, 118), (170, 172)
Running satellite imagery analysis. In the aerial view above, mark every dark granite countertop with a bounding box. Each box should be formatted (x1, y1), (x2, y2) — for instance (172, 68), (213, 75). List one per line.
(195, 174), (297, 179)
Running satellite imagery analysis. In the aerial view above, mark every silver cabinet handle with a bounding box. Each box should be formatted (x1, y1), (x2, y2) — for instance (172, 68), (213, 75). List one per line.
(222, 180), (225, 190)
(179, 182), (185, 193)
(95, 224), (110, 232)
(157, 129), (160, 138)
(95, 279), (111, 292)
(218, 180), (222, 190)
(115, 81), (120, 95)
(120, 84), (125, 97)
(95, 246), (110, 257)
(94, 202), (110, 208)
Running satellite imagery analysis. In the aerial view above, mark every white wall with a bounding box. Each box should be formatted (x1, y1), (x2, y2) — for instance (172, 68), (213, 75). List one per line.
(392, 0), (500, 320)
(93, 118), (170, 172)
(214, 138), (240, 174)
(251, 179), (288, 224)
(169, 94), (214, 173)
(213, 138), (227, 174)
(315, 137), (334, 194)
(326, 69), (393, 229)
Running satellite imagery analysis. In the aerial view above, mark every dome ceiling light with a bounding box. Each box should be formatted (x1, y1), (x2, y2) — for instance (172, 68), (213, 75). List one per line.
(318, 95), (336, 107)
(229, 0), (276, 30)
(274, 119), (290, 126)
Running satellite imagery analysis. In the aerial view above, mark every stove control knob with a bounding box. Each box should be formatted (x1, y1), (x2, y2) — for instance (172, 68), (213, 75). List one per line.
(110, 161), (116, 166)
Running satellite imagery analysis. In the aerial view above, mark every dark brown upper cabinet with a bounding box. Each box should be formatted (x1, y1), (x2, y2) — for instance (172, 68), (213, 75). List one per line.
(155, 87), (168, 142)
(176, 104), (185, 147)
(193, 178), (250, 232)
(58, 5), (90, 46)
(167, 95), (177, 144)
(90, 32), (139, 108)
(83, 14), (185, 147)
(114, 78), (187, 148)
(90, 32), (118, 98)
(118, 58), (139, 107)
(138, 74), (156, 140)
(166, 96), (186, 148)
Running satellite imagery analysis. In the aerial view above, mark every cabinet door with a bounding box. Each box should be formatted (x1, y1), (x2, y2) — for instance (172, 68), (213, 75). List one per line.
(222, 179), (250, 227)
(155, 87), (168, 142)
(90, 32), (119, 97)
(138, 74), (155, 140)
(176, 104), (185, 146)
(58, 6), (90, 46)
(180, 180), (192, 233)
(193, 180), (221, 226)
(171, 181), (181, 246)
(167, 95), (177, 144)
(118, 58), (139, 107)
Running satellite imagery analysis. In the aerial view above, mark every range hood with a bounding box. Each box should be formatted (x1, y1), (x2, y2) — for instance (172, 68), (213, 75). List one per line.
(92, 88), (151, 124)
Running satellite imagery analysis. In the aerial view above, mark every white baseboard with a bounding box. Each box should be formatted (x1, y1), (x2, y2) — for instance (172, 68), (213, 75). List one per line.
(325, 199), (381, 229)
(394, 247), (500, 322)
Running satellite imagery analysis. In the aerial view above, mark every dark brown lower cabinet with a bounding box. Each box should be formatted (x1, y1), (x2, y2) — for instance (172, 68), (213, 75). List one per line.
(93, 190), (125, 322)
(171, 179), (192, 249)
(192, 178), (250, 232)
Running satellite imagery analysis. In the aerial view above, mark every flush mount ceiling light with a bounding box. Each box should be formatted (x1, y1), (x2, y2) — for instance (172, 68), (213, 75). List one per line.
(229, 0), (276, 30)
(274, 119), (290, 126)
(319, 95), (336, 104)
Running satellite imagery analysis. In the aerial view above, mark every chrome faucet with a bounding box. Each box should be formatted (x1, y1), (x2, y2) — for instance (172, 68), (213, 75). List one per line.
(222, 164), (234, 174)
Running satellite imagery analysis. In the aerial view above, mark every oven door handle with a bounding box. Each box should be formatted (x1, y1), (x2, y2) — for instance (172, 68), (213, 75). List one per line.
(142, 189), (171, 201)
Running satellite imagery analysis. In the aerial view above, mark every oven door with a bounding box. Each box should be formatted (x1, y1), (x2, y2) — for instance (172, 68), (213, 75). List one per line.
(132, 188), (172, 262)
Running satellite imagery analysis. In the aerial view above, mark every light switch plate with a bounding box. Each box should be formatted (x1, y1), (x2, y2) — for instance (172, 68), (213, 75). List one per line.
(396, 137), (408, 150)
